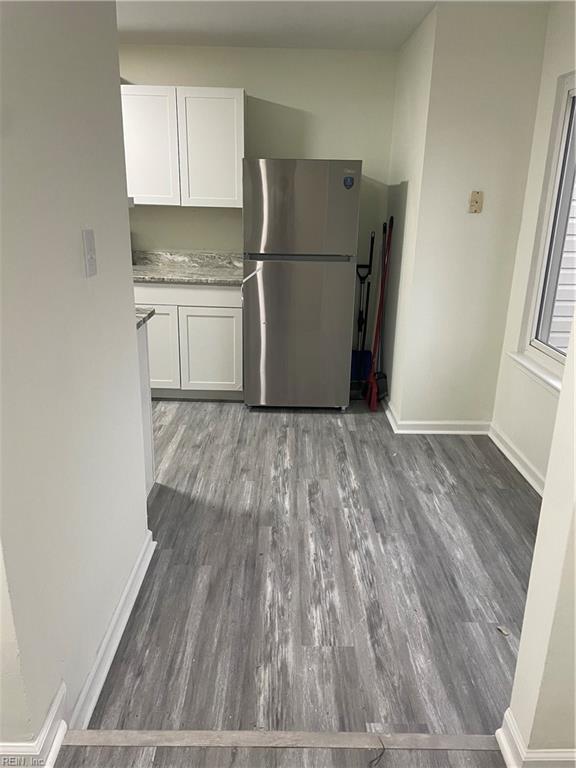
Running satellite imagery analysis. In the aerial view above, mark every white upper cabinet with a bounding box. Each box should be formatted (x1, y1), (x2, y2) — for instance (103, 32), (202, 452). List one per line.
(177, 87), (244, 208)
(121, 85), (180, 206)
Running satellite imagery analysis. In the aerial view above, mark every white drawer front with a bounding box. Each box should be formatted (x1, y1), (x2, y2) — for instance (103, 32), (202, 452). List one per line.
(134, 283), (242, 308)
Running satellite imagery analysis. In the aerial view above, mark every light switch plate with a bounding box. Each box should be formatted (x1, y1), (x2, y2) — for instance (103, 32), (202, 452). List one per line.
(468, 191), (483, 214)
(82, 228), (97, 278)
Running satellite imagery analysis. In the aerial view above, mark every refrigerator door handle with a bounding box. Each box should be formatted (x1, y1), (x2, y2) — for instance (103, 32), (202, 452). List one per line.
(244, 253), (352, 263)
(241, 265), (263, 305)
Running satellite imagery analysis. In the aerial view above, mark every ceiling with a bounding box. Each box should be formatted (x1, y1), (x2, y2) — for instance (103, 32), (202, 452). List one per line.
(116, 1), (435, 51)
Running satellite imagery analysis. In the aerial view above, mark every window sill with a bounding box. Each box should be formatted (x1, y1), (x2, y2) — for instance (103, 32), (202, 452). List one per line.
(508, 351), (562, 393)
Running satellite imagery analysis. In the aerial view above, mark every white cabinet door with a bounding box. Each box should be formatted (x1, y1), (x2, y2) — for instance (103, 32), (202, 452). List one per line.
(136, 323), (155, 494)
(177, 88), (244, 208)
(178, 306), (242, 391)
(121, 85), (180, 205)
(144, 305), (181, 389)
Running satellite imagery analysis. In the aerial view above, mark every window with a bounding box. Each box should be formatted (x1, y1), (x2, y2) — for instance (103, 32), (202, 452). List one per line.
(531, 80), (576, 360)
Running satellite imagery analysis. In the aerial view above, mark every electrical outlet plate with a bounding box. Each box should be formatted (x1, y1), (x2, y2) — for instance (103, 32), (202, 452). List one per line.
(82, 228), (97, 277)
(468, 190), (483, 214)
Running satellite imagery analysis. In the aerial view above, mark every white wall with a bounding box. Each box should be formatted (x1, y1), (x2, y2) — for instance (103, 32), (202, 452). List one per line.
(386, 3), (548, 429)
(384, 8), (437, 412)
(0, 1), (149, 738)
(0, 546), (32, 741)
(119, 44), (396, 260)
(492, 2), (575, 488)
(500, 319), (574, 752)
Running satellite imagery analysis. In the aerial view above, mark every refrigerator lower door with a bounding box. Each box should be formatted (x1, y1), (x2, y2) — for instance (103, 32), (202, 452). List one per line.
(243, 258), (355, 407)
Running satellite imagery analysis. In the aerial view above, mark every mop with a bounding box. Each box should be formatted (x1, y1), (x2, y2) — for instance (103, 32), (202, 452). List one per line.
(366, 216), (393, 412)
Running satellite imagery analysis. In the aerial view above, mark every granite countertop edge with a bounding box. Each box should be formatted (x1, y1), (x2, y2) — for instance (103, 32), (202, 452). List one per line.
(135, 306), (155, 329)
(132, 250), (244, 287)
(133, 273), (243, 287)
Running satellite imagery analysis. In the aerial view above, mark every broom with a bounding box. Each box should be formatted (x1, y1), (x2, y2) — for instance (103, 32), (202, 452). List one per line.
(366, 217), (394, 412)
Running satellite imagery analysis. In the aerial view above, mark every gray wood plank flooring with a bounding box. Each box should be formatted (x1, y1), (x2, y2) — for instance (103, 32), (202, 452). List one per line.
(56, 746), (507, 768)
(88, 402), (539, 736)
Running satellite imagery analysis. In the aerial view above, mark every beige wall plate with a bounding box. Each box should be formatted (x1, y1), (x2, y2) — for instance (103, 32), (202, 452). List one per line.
(468, 190), (484, 213)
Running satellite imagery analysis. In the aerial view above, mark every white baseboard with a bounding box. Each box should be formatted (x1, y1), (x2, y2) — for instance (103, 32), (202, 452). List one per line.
(69, 529), (156, 729)
(0, 532), (156, 767)
(384, 405), (546, 496)
(489, 424), (545, 496)
(385, 402), (490, 435)
(497, 708), (576, 767)
(0, 681), (67, 767)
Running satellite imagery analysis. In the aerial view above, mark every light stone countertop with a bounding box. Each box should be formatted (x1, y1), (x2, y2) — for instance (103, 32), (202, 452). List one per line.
(132, 250), (244, 287)
(135, 306), (155, 329)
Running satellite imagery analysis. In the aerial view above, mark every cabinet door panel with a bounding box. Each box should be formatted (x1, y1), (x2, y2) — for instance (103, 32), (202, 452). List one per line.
(143, 305), (181, 389)
(121, 86), (180, 205)
(137, 325), (155, 494)
(178, 306), (242, 390)
(177, 88), (244, 208)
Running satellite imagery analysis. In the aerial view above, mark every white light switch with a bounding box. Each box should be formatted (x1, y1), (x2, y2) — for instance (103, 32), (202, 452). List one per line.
(82, 228), (97, 278)
(468, 191), (483, 214)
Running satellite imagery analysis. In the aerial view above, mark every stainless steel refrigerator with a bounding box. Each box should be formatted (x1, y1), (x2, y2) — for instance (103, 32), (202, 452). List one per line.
(242, 158), (362, 408)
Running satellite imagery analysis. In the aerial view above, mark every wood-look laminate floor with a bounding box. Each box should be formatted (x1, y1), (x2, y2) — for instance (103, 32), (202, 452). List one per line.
(56, 746), (507, 767)
(89, 401), (540, 738)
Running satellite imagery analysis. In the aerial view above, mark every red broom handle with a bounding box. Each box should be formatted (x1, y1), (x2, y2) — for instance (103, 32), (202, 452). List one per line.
(370, 218), (394, 363)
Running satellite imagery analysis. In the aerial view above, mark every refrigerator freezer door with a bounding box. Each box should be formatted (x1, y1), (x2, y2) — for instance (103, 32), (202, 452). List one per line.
(243, 258), (356, 407)
(243, 159), (362, 257)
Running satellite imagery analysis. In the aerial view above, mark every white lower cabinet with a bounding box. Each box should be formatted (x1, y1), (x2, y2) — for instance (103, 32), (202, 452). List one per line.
(178, 306), (242, 391)
(134, 285), (243, 393)
(145, 305), (181, 389)
(136, 323), (156, 495)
